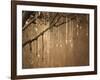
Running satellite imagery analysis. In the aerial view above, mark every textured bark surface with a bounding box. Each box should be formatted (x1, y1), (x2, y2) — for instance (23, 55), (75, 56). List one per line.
(22, 12), (89, 68)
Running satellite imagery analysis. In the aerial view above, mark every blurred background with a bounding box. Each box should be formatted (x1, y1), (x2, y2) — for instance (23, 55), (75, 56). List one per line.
(22, 11), (89, 68)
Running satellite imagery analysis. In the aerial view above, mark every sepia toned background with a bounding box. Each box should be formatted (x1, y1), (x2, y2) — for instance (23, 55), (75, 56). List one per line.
(22, 11), (89, 68)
